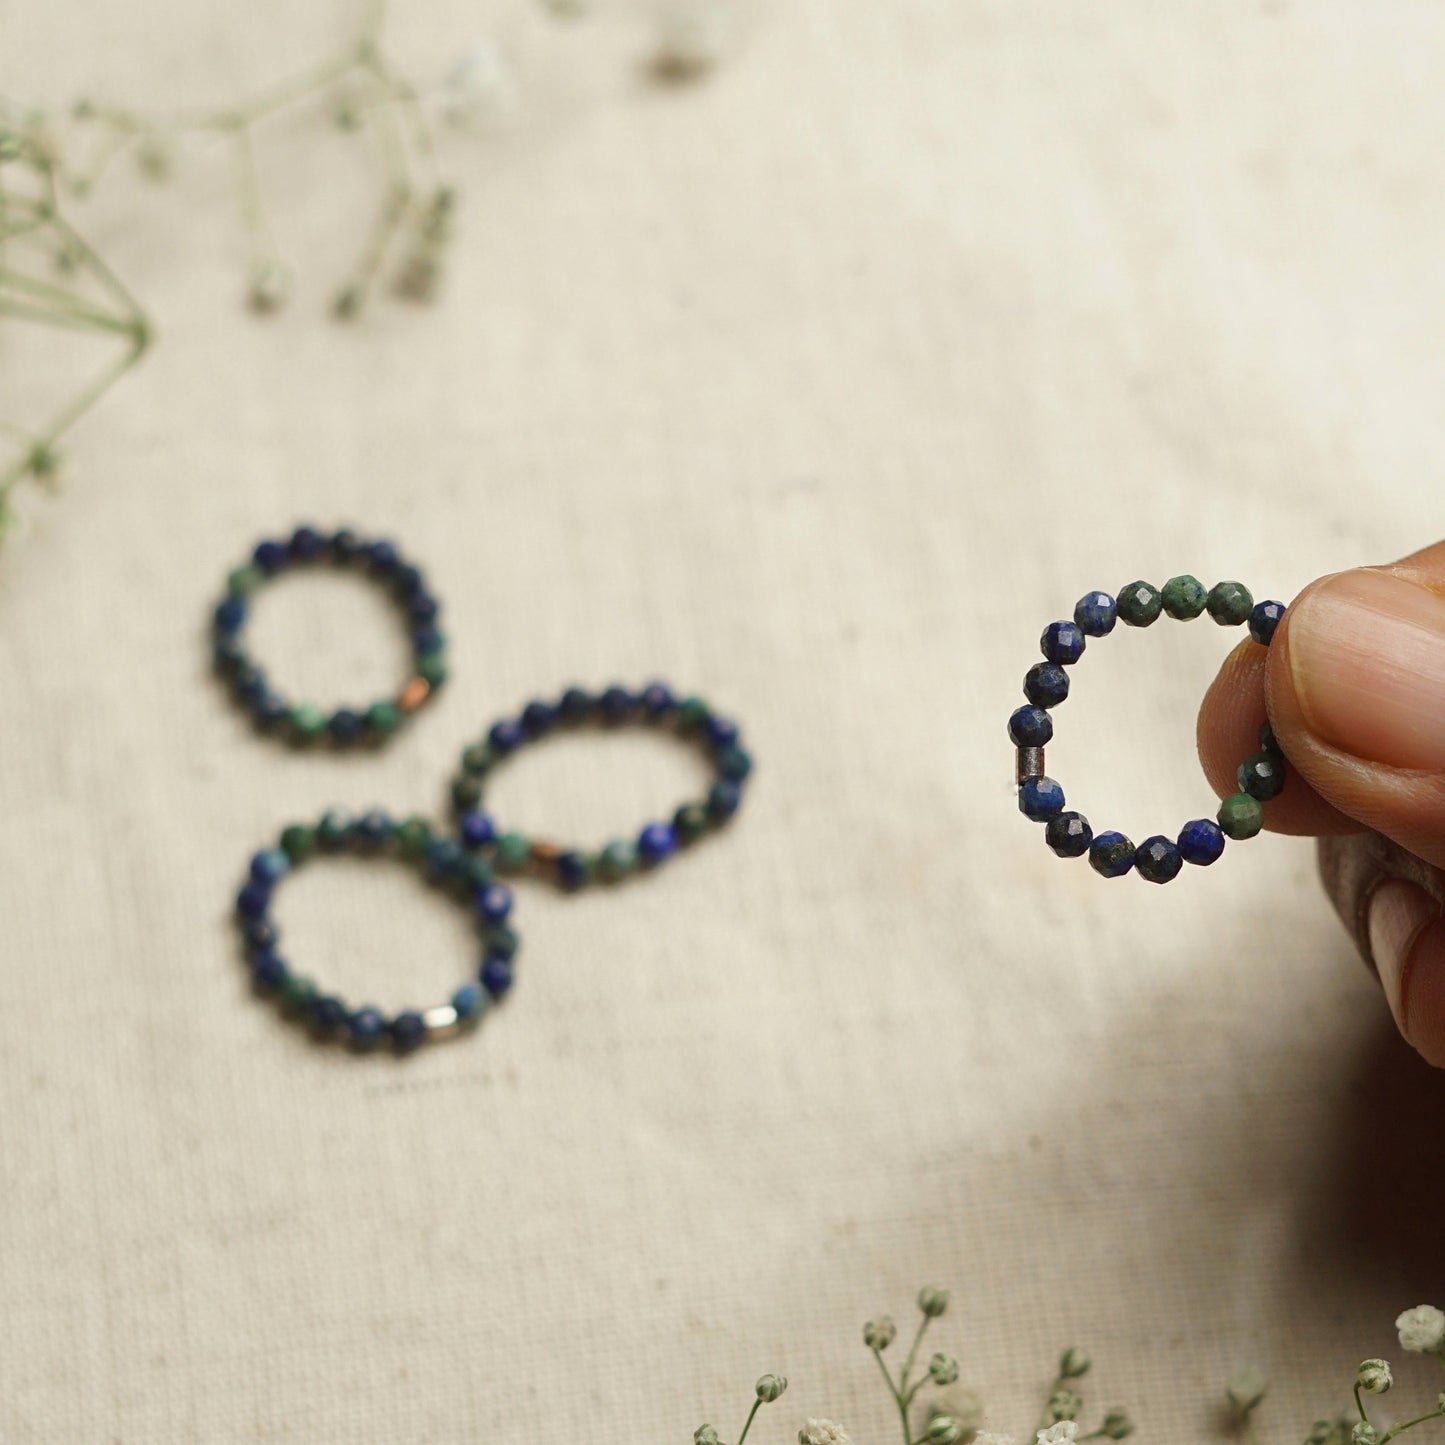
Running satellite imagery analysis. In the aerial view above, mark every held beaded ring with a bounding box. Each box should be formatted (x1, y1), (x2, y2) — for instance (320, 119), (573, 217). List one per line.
(1010, 577), (1289, 883)
(236, 809), (520, 1052)
(448, 682), (752, 889)
(213, 526), (447, 746)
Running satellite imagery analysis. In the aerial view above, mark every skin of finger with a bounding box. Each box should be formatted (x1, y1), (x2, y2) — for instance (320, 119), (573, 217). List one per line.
(1264, 575), (1445, 872)
(1196, 636), (1358, 836)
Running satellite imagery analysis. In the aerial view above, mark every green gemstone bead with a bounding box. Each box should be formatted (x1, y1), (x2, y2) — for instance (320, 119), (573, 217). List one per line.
(1207, 581), (1254, 627)
(1161, 575), (1208, 620)
(461, 743), (493, 777)
(495, 832), (531, 871)
(487, 924), (519, 961)
(1217, 791), (1264, 839)
(289, 703), (328, 741)
(396, 817), (432, 858)
(317, 810), (353, 848)
(596, 840), (638, 881)
(418, 653), (448, 687)
(452, 775), (483, 811)
(675, 697), (709, 734)
(227, 564), (264, 597)
(280, 824), (317, 863)
(366, 701), (402, 736)
(1117, 580), (1163, 627)
(280, 975), (318, 1015)
(674, 801), (709, 843)
(461, 854), (494, 891)
(715, 746), (752, 783)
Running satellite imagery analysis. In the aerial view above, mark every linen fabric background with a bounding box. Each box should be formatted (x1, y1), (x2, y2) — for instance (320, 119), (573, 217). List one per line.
(3, 2), (1443, 1441)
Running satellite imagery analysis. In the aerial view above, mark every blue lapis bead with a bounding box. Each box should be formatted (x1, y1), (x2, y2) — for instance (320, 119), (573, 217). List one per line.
(289, 525), (326, 560)
(1040, 620), (1086, 665)
(425, 836), (465, 877)
(475, 882), (513, 925)
(452, 983), (485, 1022)
(355, 809), (394, 847)
(244, 917), (279, 952)
(252, 539), (288, 574)
(213, 595), (247, 633)
(522, 700), (557, 736)
(255, 692), (289, 728)
(1073, 591), (1118, 637)
(638, 822), (679, 865)
(1018, 776), (1065, 821)
(233, 664), (268, 705)
(706, 780), (742, 820)
(1008, 705), (1053, 749)
(348, 1007), (388, 1049)
(559, 687), (595, 721)
(488, 718), (525, 753)
(393, 562), (424, 597)
(328, 708), (364, 744)
(1023, 662), (1070, 709)
(367, 540), (400, 575)
(1089, 831), (1135, 878)
(249, 849), (291, 887)
(480, 956), (514, 998)
(599, 686), (636, 723)
(641, 681), (677, 718)
(1045, 811), (1092, 857)
(1178, 818), (1225, 866)
(1249, 600), (1286, 646)
(391, 1011), (428, 1052)
(1135, 835), (1183, 884)
(459, 811), (497, 850)
(236, 881), (272, 919)
(408, 591), (439, 624)
(310, 995), (349, 1034)
(705, 715), (741, 750)
(250, 949), (288, 992)
(412, 624), (443, 655)
(556, 851), (589, 889)
(329, 528), (363, 561)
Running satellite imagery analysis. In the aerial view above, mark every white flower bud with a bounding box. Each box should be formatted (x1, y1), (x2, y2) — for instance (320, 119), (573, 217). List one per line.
(695, 1427), (720, 1445)
(917, 1287), (949, 1319)
(1351, 1424), (1378, 1445)
(1226, 1365), (1269, 1416)
(928, 1353), (959, 1386)
(1396, 1305), (1445, 1354)
(864, 1317), (896, 1350)
(1356, 1359), (1392, 1395)
(755, 1374), (787, 1404)
(798, 1421), (851, 1445)
(1058, 1348), (1090, 1380)
(1100, 1408), (1134, 1440)
(925, 1416), (964, 1445)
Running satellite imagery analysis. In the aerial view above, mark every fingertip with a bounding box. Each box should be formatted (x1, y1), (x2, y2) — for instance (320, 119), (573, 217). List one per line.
(1369, 879), (1445, 1068)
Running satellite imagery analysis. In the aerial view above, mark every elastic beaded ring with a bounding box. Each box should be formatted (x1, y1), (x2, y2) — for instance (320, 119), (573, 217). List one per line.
(1009, 578), (1289, 883)
(447, 682), (751, 889)
(213, 526), (447, 746)
(235, 810), (519, 1052)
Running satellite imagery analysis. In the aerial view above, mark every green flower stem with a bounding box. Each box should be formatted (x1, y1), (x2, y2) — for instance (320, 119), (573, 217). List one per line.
(872, 1347), (913, 1445)
(735, 1400), (763, 1445)
(1382, 1408), (1445, 1440)
(898, 1315), (931, 1398)
(1037, 1373), (1068, 1437)
(1355, 1385), (1370, 1427)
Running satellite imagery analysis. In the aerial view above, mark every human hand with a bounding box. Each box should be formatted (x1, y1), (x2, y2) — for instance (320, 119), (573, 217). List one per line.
(1198, 541), (1445, 1067)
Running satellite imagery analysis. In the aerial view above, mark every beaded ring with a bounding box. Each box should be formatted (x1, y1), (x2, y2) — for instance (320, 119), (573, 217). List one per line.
(235, 809), (519, 1052)
(447, 682), (752, 889)
(212, 526), (447, 746)
(1009, 577), (1289, 883)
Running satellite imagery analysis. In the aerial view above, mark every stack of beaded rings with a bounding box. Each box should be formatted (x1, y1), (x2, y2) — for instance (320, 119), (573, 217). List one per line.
(213, 525), (447, 746)
(447, 682), (752, 889)
(236, 809), (520, 1052)
(1009, 577), (1288, 884)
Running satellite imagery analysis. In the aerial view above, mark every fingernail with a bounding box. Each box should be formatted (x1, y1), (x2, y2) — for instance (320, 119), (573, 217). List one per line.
(1368, 879), (1445, 1065)
(1288, 568), (1445, 771)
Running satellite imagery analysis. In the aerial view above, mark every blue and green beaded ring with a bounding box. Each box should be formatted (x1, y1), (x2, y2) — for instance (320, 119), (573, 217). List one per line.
(235, 809), (520, 1053)
(447, 682), (752, 889)
(213, 526), (447, 746)
(1010, 578), (1289, 884)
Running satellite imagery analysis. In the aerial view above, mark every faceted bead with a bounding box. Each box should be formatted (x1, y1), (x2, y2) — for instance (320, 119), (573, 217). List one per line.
(641, 682), (677, 719)
(1259, 720), (1281, 757)
(425, 836), (465, 877)
(558, 687), (596, 722)
(1249, 600), (1286, 646)
(1045, 811), (1092, 858)
(289, 525), (325, 560)
(396, 817), (432, 858)
(1117, 581), (1163, 628)
(388, 564), (421, 599)
(638, 822), (679, 865)
(1177, 818), (1225, 866)
(451, 775), (483, 812)
(213, 595), (247, 633)
(453, 983), (485, 1022)
(328, 708), (364, 744)
(1207, 581), (1254, 626)
(1134, 835), (1183, 884)
(1089, 831), (1135, 878)
(595, 686), (633, 723)
(488, 718), (524, 753)
(597, 840), (638, 880)
(412, 624), (443, 656)
(391, 1011), (427, 1052)
(495, 833), (531, 871)
(409, 591), (439, 624)
(348, 1007), (388, 1049)
(486, 925), (520, 961)
(418, 654), (448, 688)
(1238, 752), (1286, 801)
(706, 780), (742, 820)
(253, 538), (288, 574)
(556, 851), (591, 889)
(480, 956), (514, 998)
(243, 918), (279, 952)
(366, 701), (402, 736)
(1161, 575), (1208, 620)
(289, 704), (328, 742)
(1073, 591), (1118, 637)
(460, 743), (493, 777)
(255, 692), (290, 729)
(310, 995), (349, 1035)
(673, 802), (709, 844)
(227, 564), (264, 596)
(355, 809), (394, 847)
(249, 849), (291, 886)
(280, 974), (318, 1015)
(460, 855), (494, 892)
(521, 700), (557, 736)
(1018, 776), (1065, 822)
(715, 746), (752, 783)
(1008, 705), (1054, 749)
(236, 881), (271, 919)
(459, 811), (496, 850)
(1023, 662), (1069, 710)
(367, 540), (400, 575)
(250, 950), (288, 992)
(475, 882), (513, 925)
(317, 810), (355, 848)
(214, 637), (247, 674)
(705, 715), (741, 750)
(1218, 792), (1264, 839)
(675, 697), (709, 733)
(1040, 620), (1086, 665)
(280, 824), (317, 862)
(329, 528), (363, 562)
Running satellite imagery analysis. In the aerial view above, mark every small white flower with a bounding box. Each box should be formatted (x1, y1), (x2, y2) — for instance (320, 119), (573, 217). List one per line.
(799, 1421), (851, 1445)
(1396, 1305), (1445, 1353)
(1037, 1426), (1078, 1445)
(439, 43), (513, 129)
(653, 0), (729, 78)
(1226, 1364), (1269, 1415)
